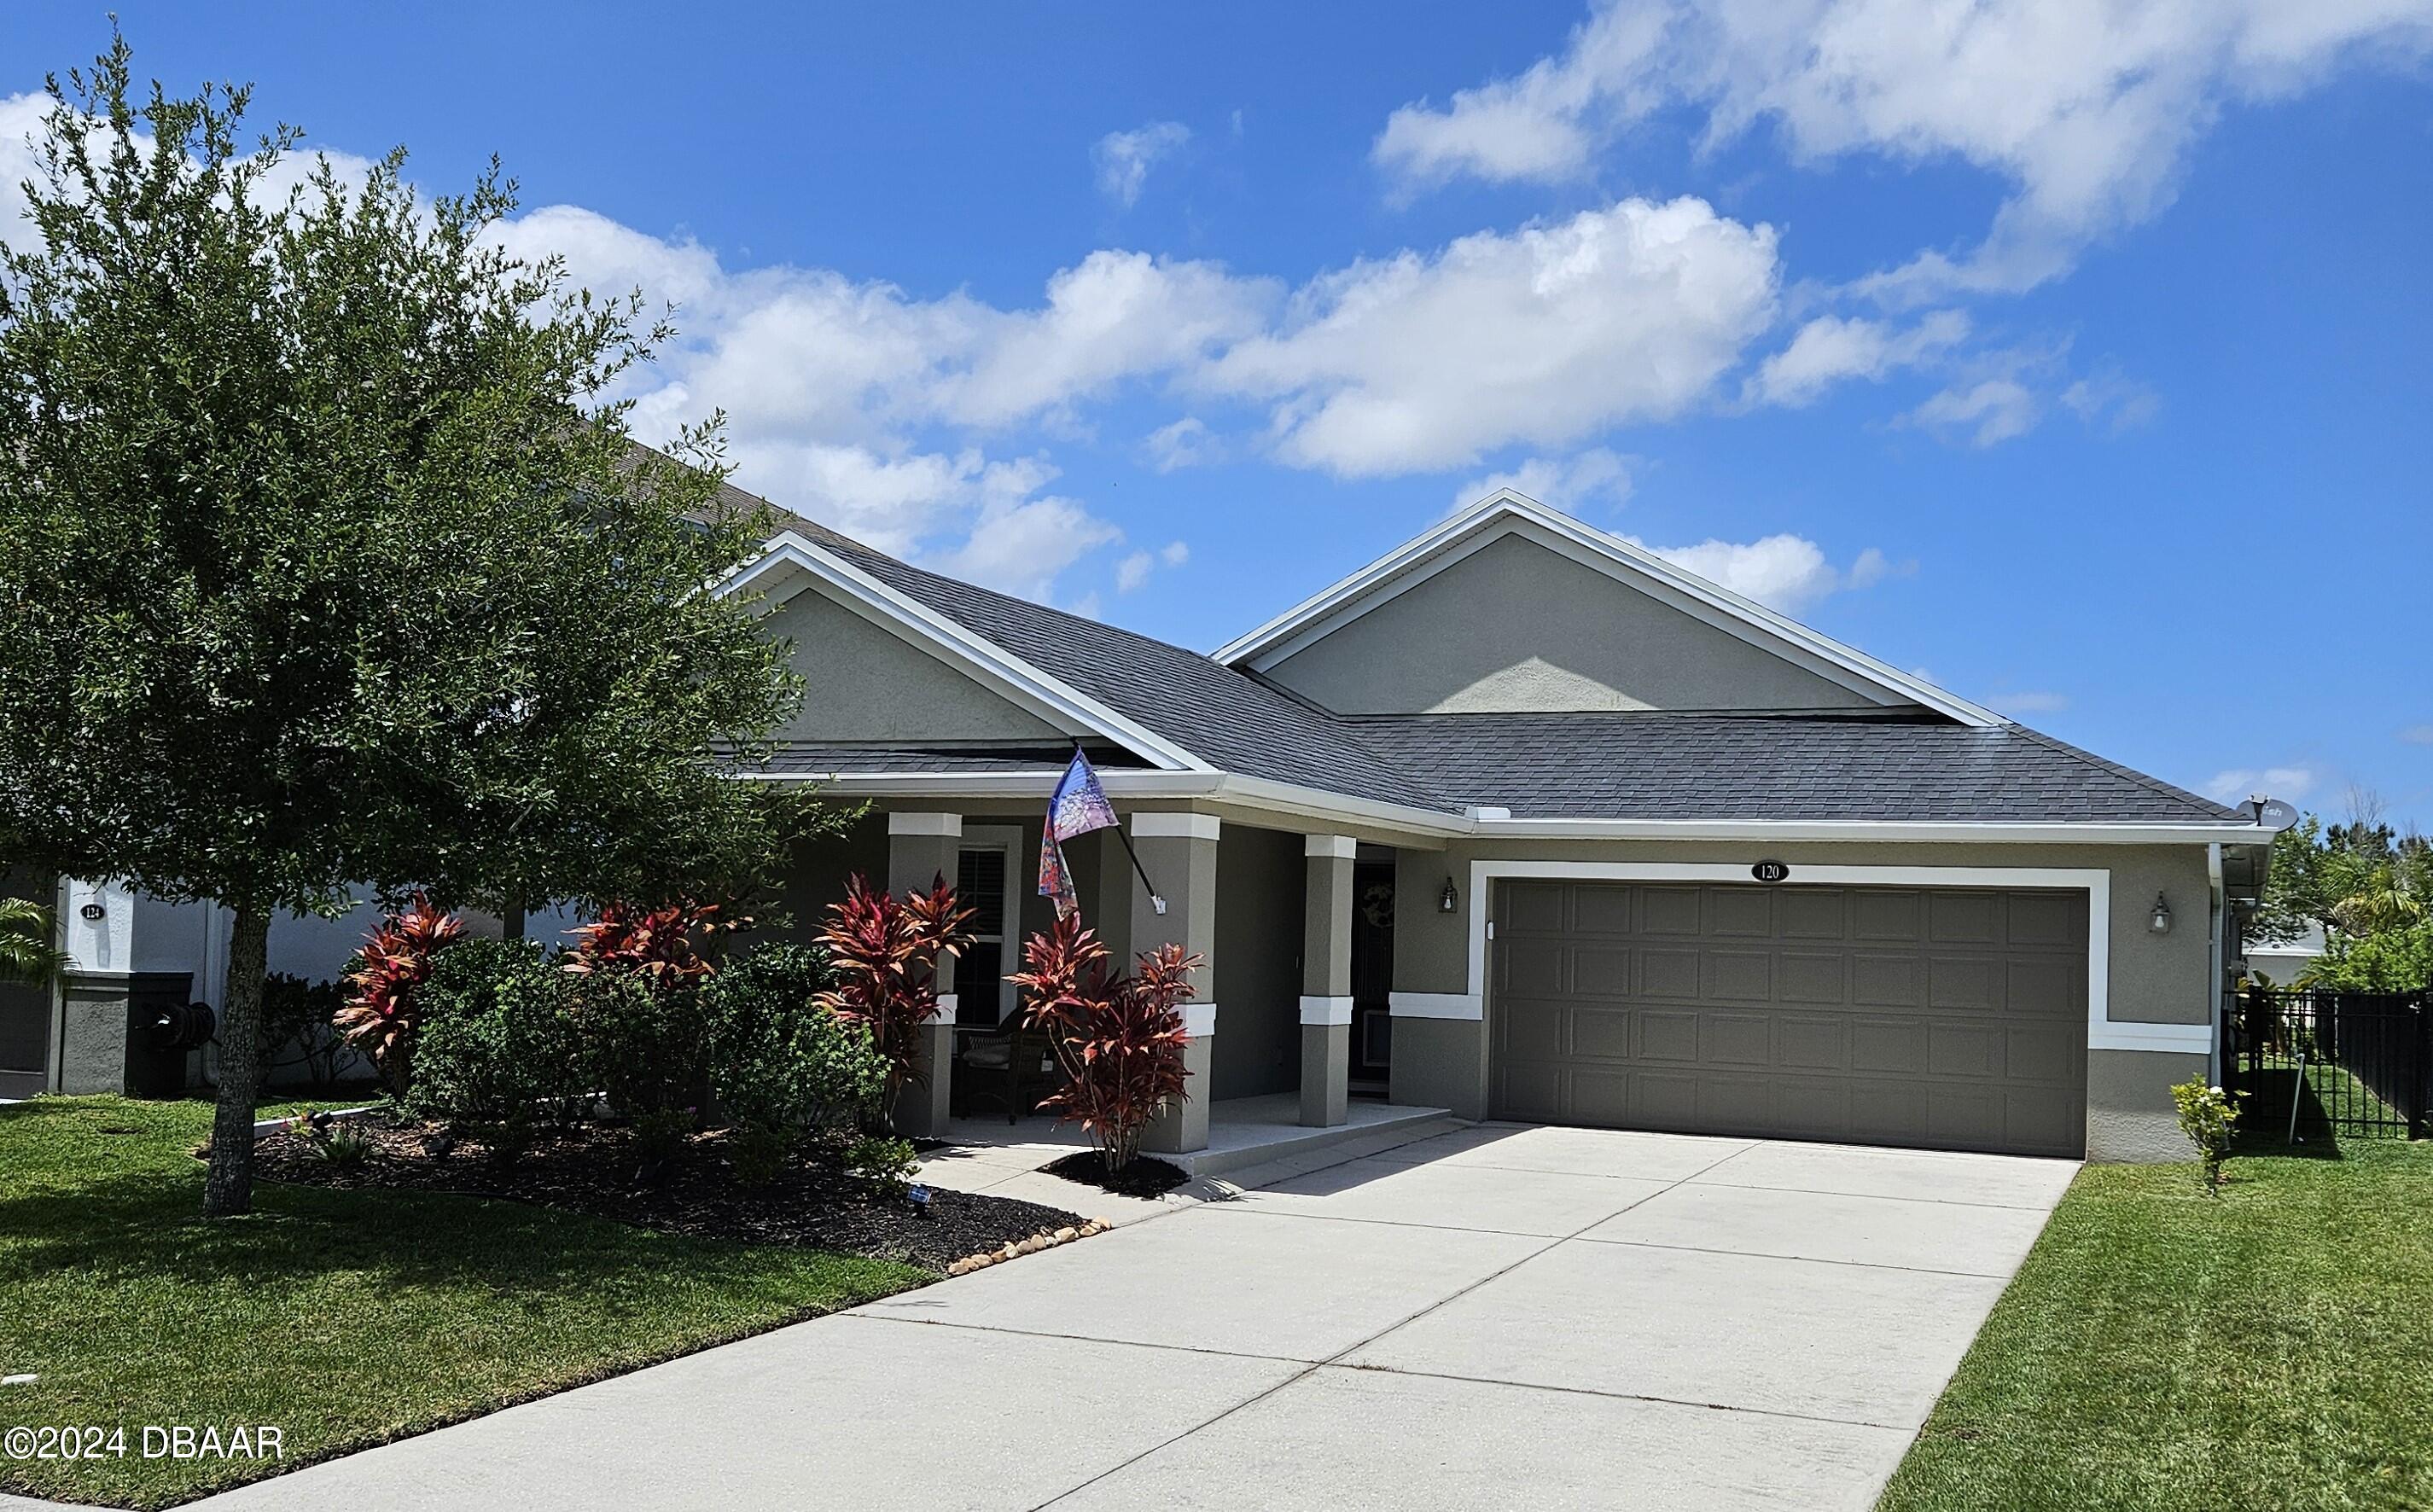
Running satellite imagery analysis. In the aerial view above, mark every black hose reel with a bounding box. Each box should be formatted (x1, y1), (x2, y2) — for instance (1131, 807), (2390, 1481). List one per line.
(147, 1001), (217, 1052)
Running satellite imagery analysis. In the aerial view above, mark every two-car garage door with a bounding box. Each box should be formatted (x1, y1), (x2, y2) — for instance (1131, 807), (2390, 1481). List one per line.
(1490, 881), (2088, 1158)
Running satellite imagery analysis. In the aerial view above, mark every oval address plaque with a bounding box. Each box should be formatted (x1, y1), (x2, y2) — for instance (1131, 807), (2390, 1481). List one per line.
(1751, 860), (1790, 883)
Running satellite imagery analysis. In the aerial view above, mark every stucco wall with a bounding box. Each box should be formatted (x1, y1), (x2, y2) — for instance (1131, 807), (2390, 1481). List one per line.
(1262, 533), (1880, 715)
(1388, 837), (2219, 1158)
(1210, 824), (1304, 1101)
(762, 590), (1070, 744)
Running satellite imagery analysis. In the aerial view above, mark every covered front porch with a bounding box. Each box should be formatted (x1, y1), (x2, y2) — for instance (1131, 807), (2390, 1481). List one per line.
(783, 801), (1446, 1158)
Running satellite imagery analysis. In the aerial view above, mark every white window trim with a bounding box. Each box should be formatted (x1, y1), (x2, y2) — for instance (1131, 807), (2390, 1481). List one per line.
(958, 825), (1025, 1028)
(1464, 859), (2211, 1057)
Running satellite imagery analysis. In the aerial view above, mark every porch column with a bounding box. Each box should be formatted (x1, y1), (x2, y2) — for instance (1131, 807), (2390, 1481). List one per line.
(887, 811), (961, 1138)
(1132, 812), (1219, 1155)
(1300, 835), (1356, 1127)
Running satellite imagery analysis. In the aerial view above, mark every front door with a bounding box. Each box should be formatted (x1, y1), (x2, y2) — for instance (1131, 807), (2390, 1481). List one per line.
(0, 869), (56, 1098)
(1349, 861), (1394, 1083)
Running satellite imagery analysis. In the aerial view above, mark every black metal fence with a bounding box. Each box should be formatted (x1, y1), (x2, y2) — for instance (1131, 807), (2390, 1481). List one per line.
(2225, 986), (2431, 1142)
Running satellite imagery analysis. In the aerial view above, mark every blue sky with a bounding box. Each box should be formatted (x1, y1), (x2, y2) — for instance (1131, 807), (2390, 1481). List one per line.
(4, 3), (2430, 823)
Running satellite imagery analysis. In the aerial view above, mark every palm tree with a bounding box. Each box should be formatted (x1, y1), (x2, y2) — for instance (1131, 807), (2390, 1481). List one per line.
(0, 898), (67, 988)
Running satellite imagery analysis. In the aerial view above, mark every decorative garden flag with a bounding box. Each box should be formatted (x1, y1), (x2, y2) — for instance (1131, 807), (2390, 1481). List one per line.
(1039, 748), (1120, 919)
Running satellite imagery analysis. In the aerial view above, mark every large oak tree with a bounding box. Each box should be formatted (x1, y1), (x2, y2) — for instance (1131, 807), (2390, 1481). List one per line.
(0, 38), (803, 1216)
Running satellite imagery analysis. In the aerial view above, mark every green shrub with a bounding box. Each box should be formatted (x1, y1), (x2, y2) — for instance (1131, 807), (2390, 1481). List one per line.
(571, 961), (716, 1119)
(409, 939), (585, 1162)
(259, 972), (350, 1085)
(2171, 1079), (2242, 1195)
(844, 1133), (920, 1197)
(704, 944), (889, 1183)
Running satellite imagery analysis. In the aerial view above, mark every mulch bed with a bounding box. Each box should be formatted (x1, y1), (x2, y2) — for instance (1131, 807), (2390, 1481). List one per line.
(255, 1113), (1082, 1272)
(1041, 1149), (1190, 1198)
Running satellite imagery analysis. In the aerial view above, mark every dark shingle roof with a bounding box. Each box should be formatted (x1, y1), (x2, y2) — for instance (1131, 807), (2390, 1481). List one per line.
(788, 532), (1447, 810)
(1335, 712), (2241, 823)
(740, 496), (2239, 829)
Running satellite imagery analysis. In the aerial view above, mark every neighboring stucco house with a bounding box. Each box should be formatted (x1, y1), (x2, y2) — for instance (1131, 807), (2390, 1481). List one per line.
(729, 489), (2280, 1164)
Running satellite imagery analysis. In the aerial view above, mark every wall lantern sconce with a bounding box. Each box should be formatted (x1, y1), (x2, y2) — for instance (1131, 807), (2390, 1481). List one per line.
(1439, 876), (1460, 914)
(2149, 893), (2173, 934)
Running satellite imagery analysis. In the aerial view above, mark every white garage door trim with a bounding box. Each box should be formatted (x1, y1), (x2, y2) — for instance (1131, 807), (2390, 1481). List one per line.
(1464, 860), (2207, 1055)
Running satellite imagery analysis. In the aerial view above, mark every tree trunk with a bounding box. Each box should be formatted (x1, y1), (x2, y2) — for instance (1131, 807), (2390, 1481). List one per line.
(203, 901), (271, 1218)
(502, 887), (526, 942)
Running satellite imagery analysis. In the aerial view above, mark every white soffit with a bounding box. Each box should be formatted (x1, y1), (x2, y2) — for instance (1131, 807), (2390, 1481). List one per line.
(723, 532), (1211, 773)
(1212, 491), (2002, 728)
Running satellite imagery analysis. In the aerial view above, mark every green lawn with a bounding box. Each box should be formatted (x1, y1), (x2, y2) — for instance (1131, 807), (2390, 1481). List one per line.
(1879, 1134), (2433, 1511)
(0, 1096), (927, 1509)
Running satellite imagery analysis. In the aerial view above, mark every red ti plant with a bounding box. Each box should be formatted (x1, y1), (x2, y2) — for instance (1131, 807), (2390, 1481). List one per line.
(813, 873), (974, 1121)
(1011, 912), (1200, 1173)
(564, 898), (735, 984)
(335, 893), (465, 1095)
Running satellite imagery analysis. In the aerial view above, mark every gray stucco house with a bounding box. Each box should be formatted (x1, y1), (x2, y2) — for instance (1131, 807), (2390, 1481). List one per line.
(731, 488), (2278, 1164)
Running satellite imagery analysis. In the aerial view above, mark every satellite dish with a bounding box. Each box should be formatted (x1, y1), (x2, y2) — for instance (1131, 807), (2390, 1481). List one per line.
(2247, 797), (2300, 832)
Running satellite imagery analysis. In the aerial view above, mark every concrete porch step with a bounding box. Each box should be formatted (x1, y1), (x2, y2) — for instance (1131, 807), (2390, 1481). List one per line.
(1173, 1103), (1461, 1179)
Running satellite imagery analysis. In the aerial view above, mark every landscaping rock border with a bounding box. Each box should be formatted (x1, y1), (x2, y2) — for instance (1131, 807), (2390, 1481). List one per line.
(944, 1218), (1112, 1275)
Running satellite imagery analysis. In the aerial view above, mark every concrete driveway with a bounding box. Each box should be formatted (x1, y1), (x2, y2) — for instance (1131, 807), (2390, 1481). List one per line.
(195, 1124), (2073, 1512)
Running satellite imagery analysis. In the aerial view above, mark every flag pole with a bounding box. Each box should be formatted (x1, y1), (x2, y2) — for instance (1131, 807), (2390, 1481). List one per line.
(1078, 740), (1167, 915)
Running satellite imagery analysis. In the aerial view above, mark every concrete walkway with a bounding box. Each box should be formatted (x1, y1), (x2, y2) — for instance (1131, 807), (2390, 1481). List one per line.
(194, 1124), (2073, 1512)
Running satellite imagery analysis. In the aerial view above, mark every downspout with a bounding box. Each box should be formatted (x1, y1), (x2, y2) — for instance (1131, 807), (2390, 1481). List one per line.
(2207, 842), (2226, 1086)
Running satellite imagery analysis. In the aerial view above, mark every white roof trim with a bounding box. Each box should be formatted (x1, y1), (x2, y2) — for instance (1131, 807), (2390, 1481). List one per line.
(1213, 491), (2004, 728)
(723, 533), (1212, 773)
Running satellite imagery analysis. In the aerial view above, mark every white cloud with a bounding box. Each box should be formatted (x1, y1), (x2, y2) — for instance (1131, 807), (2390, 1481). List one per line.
(1626, 532), (1901, 614)
(1093, 121), (1191, 207)
(2401, 724), (2433, 746)
(2060, 369), (2163, 433)
(934, 491), (1122, 602)
(1203, 198), (1781, 475)
(1141, 416), (1224, 472)
(1375, 1), (2433, 295)
(1115, 539), (1191, 594)
(2203, 765), (2318, 803)
(1906, 377), (2041, 446)
(1988, 689), (2071, 714)
(1454, 448), (1633, 514)
(1747, 310), (1969, 407)
(1372, 3), (1668, 191)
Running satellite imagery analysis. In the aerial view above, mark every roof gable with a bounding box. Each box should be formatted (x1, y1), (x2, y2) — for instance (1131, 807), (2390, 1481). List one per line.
(1214, 491), (2002, 727)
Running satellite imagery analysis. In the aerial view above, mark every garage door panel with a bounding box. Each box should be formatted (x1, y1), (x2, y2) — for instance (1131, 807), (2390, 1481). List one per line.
(1503, 882), (1566, 933)
(1573, 947), (1631, 997)
(1851, 1018), (1930, 1075)
(1927, 955), (2002, 1012)
(1571, 887), (1632, 935)
(1701, 1013), (1772, 1067)
(1639, 950), (1700, 999)
(1778, 951), (1847, 1004)
(1569, 1072), (1635, 1125)
(1496, 1061), (1563, 1123)
(1776, 1017), (1848, 1071)
(1701, 951), (1772, 1003)
(1571, 1005), (1632, 1060)
(1852, 954), (1924, 1008)
(1707, 887), (1772, 937)
(2006, 891), (2083, 947)
(1500, 998), (1566, 1061)
(1778, 889), (1846, 939)
(1493, 881), (2088, 1158)
(1853, 890), (1923, 942)
(1929, 1022), (2000, 1079)
(1637, 1009), (1700, 1062)
(1638, 887), (1703, 934)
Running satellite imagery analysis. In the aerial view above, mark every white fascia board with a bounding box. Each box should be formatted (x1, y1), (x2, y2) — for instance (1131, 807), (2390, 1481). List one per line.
(722, 533), (1211, 774)
(1211, 494), (2003, 728)
(1471, 817), (2280, 846)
